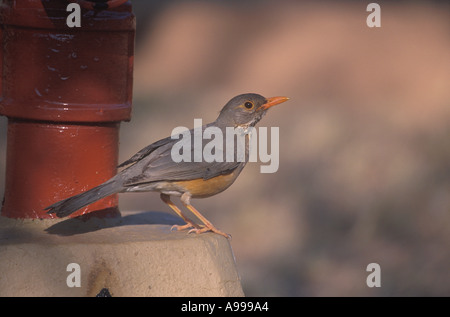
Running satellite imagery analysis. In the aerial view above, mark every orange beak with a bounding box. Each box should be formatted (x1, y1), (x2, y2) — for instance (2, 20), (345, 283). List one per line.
(259, 96), (290, 110)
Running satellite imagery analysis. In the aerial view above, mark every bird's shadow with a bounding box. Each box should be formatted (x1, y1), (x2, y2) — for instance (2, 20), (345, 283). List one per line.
(45, 210), (184, 236)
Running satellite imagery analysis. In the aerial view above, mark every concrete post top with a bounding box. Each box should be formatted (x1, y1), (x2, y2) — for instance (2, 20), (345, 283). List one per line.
(1, 210), (190, 244)
(0, 211), (244, 297)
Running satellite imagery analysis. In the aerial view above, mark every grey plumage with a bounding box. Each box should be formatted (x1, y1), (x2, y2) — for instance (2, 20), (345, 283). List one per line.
(45, 178), (122, 217)
(45, 93), (280, 218)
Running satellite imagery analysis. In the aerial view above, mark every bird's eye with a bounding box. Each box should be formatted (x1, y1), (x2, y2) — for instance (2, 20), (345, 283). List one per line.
(244, 101), (254, 109)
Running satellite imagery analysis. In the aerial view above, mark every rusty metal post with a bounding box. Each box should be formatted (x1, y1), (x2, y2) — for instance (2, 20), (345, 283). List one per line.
(0, 0), (135, 218)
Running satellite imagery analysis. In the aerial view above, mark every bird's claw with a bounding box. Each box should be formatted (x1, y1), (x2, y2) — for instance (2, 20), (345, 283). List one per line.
(170, 223), (202, 232)
(188, 226), (231, 240)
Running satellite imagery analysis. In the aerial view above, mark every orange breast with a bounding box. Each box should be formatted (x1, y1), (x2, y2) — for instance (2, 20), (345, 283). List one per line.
(172, 169), (241, 198)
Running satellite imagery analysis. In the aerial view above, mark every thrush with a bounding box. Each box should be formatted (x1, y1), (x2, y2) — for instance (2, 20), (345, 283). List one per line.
(45, 93), (289, 238)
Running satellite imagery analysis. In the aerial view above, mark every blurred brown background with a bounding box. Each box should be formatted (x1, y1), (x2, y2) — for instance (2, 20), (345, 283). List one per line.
(1, 0), (450, 296)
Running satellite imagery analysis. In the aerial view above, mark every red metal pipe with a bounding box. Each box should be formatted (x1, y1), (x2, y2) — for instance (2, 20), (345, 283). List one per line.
(0, 0), (135, 219)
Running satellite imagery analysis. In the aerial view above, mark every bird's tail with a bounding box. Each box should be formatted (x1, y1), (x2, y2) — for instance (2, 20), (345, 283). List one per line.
(45, 180), (121, 218)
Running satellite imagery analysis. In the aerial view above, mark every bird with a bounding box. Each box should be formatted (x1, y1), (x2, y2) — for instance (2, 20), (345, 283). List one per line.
(45, 93), (289, 238)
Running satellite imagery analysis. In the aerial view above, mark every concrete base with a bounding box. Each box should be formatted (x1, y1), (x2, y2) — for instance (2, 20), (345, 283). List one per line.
(0, 211), (244, 296)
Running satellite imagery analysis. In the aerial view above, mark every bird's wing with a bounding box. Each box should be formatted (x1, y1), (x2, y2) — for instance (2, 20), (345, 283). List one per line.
(120, 127), (246, 186)
(117, 136), (173, 168)
(122, 145), (244, 186)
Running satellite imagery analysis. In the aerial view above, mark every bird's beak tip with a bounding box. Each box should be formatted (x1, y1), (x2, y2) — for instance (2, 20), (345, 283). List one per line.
(261, 96), (290, 110)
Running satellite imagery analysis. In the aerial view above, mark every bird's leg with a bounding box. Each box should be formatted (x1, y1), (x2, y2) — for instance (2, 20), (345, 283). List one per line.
(160, 193), (201, 231)
(180, 193), (231, 239)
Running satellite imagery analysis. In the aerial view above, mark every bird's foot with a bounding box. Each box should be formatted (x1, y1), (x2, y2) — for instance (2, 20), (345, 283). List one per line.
(188, 226), (231, 239)
(171, 222), (202, 232)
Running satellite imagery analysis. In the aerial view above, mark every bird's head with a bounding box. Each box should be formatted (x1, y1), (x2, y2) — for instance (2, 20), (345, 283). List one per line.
(216, 93), (289, 128)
